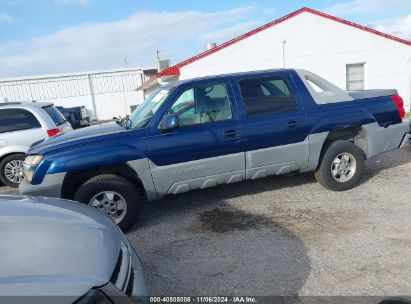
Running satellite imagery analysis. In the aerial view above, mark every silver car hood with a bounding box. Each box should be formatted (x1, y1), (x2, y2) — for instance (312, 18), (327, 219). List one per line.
(0, 196), (121, 298)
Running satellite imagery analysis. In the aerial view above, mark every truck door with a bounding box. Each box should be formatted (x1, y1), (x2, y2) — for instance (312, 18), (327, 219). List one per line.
(231, 71), (310, 179)
(146, 80), (245, 197)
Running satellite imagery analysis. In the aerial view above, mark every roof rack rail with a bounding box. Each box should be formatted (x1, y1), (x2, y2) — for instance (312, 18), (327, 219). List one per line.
(0, 102), (21, 106)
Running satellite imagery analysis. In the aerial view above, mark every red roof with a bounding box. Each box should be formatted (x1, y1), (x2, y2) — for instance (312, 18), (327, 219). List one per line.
(139, 7), (411, 90)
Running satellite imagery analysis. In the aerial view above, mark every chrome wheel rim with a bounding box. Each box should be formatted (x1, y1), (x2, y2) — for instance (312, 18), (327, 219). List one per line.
(4, 160), (24, 184)
(89, 191), (127, 223)
(331, 152), (357, 183)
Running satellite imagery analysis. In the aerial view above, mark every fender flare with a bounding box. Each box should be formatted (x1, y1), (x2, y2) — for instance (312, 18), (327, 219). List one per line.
(0, 145), (29, 160)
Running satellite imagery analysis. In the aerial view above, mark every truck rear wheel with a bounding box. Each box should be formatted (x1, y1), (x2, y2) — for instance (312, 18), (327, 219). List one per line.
(315, 141), (365, 191)
(74, 174), (141, 232)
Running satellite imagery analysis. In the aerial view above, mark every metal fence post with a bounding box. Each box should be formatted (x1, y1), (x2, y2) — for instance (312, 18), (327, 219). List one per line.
(87, 74), (98, 120)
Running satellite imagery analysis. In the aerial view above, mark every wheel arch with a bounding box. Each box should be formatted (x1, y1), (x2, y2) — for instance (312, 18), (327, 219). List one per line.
(61, 163), (146, 200)
(0, 146), (28, 162)
(324, 126), (362, 145)
(313, 127), (365, 172)
(304, 126), (365, 173)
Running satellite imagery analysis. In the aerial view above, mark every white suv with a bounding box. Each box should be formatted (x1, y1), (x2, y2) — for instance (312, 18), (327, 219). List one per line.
(0, 102), (72, 188)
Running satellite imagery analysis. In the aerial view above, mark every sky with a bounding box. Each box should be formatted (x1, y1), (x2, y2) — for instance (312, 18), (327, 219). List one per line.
(0, 0), (410, 78)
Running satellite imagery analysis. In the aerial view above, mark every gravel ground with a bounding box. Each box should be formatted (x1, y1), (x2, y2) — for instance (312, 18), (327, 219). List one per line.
(1, 147), (411, 297)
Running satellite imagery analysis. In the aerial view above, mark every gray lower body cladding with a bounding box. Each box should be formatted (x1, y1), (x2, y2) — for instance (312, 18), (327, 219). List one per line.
(18, 172), (66, 198)
(245, 137), (311, 178)
(149, 153), (246, 198)
(355, 121), (410, 159)
(150, 137), (320, 199)
(127, 158), (158, 201)
(148, 122), (410, 200)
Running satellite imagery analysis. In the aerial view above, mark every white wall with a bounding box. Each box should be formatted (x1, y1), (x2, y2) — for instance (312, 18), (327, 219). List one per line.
(49, 95), (95, 117)
(92, 90), (145, 119)
(39, 90), (145, 120)
(178, 12), (411, 110)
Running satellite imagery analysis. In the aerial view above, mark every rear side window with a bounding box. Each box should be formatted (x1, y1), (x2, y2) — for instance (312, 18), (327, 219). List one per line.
(239, 77), (296, 116)
(42, 105), (66, 126)
(0, 109), (41, 133)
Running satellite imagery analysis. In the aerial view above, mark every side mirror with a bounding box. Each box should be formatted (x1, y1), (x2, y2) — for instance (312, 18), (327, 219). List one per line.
(159, 114), (179, 131)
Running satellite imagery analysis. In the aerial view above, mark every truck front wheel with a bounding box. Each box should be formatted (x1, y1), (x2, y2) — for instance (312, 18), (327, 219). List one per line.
(74, 174), (142, 232)
(315, 141), (365, 191)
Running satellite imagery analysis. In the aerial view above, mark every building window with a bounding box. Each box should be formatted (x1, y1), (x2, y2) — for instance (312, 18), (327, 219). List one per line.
(346, 63), (365, 90)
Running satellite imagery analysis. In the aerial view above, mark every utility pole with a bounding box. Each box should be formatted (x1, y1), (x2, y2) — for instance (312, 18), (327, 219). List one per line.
(121, 58), (128, 116)
(87, 74), (98, 120)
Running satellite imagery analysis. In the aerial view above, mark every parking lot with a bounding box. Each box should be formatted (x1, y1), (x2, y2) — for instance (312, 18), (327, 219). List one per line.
(1, 147), (411, 296)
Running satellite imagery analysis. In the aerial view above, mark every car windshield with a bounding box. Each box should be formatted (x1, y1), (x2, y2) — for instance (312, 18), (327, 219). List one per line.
(129, 87), (172, 129)
(42, 105), (66, 126)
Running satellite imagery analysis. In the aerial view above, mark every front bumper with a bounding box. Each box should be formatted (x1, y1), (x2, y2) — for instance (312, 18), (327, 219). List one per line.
(129, 245), (148, 300)
(103, 232), (147, 303)
(119, 232), (148, 299)
(18, 172), (66, 198)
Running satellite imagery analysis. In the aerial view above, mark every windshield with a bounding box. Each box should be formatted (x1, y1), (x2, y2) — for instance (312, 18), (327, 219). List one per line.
(129, 87), (172, 128)
(42, 105), (66, 126)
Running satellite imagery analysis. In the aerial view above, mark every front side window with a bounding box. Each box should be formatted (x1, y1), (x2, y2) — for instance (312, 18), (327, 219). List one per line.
(0, 108), (41, 133)
(168, 83), (232, 127)
(239, 77), (296, 117)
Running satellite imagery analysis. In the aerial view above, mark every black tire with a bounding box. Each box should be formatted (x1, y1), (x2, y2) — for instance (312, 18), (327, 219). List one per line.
(314, 140), (365, 191)
(0, 153), (25, 188)
(74, 174), (142, 232)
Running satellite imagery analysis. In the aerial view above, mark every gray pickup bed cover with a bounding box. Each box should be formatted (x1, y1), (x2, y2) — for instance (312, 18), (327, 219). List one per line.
(348, 89), (397, 100)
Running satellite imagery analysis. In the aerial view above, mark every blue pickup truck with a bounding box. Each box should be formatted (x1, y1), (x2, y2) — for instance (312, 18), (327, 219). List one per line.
(19, 69), (410, 231)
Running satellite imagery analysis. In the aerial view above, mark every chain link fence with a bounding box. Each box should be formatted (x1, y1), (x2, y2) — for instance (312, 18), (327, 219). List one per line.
(0, 68), (156, 103)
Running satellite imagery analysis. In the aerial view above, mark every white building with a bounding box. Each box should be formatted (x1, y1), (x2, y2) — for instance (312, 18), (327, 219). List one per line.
(140, 7), (411, 111)
(0, 67), (157, 120)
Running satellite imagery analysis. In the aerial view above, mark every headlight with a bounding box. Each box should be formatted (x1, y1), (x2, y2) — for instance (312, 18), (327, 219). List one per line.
(24, 155), (42, 167)
(23, 155), (42, 184)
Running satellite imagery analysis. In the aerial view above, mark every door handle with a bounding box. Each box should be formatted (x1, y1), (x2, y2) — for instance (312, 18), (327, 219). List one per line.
(223, 129), (240, 138)
(286, 121), (300, 128)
